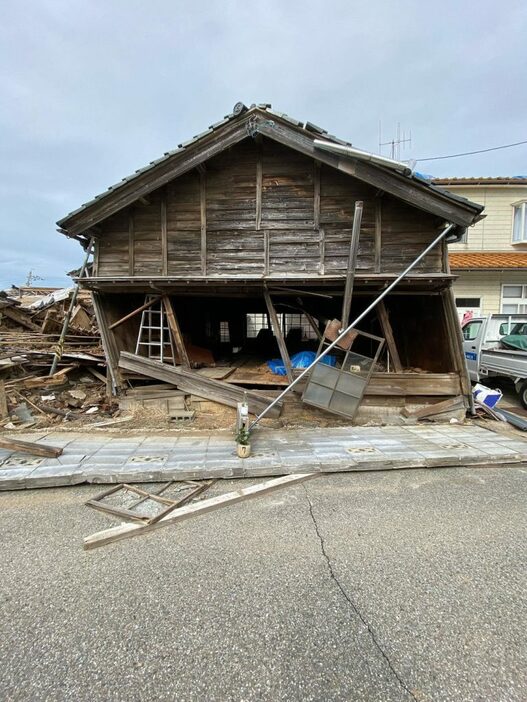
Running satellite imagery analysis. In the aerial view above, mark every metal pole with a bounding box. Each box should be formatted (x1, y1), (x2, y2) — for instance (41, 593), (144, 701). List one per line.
(49, 238), (94, 376)
(249, 224), (455, 430)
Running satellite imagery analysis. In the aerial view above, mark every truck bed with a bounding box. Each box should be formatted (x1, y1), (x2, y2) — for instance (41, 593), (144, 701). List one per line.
(480, 348), (527, 379)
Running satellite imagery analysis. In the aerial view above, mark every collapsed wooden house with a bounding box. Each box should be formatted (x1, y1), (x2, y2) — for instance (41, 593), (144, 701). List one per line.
(57, 103), (484, 423)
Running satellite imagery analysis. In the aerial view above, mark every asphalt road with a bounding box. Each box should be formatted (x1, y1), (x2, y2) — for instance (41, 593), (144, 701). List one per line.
(0, 466), (525, 701)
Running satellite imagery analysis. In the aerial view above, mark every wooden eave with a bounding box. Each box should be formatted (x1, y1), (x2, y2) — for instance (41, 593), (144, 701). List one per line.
(76, 273), (457, 295)
(58, 108), (483, 237)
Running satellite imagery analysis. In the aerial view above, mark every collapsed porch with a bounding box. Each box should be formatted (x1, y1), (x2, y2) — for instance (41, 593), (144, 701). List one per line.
(86, 275), (468, 427)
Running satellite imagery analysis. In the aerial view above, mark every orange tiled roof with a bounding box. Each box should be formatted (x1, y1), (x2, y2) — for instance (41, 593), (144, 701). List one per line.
(449, 252), (527, 269)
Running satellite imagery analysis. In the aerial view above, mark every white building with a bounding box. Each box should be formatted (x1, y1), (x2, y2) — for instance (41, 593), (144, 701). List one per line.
(433, 177), (527, 318)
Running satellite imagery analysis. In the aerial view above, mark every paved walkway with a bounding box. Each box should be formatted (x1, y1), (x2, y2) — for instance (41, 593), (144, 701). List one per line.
(2, 423), (527, 490)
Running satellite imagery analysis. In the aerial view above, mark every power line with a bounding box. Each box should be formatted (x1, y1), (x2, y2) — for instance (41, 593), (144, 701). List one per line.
(415, 139), (527, 162)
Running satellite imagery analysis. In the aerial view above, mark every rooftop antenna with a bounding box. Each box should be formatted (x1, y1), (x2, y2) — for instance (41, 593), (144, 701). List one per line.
(379, 122), (412, 161)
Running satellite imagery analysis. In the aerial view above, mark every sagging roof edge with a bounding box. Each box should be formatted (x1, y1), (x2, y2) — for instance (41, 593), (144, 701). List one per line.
(57, 103), (485, 237)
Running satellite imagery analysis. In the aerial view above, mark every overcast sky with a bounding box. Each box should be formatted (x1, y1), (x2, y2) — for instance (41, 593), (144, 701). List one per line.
(1, 0), (526, 288)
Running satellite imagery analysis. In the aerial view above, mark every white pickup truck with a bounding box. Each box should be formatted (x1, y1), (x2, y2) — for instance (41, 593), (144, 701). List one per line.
(462, 314), (527, 407)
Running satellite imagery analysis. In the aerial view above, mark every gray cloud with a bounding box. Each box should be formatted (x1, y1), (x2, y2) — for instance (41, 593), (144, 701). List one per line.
(1, 0), (526, 287)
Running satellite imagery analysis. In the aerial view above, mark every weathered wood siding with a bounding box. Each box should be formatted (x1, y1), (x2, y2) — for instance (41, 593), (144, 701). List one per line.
(96, 137), (443, 278)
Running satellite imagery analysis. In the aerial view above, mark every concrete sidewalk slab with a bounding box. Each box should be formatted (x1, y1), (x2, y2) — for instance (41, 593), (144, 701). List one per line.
(0, 423), (526, 490)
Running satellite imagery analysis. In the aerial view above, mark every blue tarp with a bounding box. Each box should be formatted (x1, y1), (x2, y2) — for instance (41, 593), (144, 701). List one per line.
(267, 350), (336, 376)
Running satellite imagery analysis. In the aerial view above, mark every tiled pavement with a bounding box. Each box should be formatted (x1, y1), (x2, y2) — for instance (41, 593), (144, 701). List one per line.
(1, 423), (527, 490)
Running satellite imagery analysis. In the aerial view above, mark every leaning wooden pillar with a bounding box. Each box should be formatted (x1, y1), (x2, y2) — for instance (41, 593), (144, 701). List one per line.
(341, 201), (363, 328)
(91, 291), (125, 394)
(162, 295), (191, 368)
(441, 288), (473, 412)
(376, 301), (403, 372)
(263, 288), (293, 384)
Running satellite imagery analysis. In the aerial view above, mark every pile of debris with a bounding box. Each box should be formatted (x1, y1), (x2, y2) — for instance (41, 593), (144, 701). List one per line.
(0, 358), (119, 430)
(0, 286), (120, 429)
(0, 285), (100, 354)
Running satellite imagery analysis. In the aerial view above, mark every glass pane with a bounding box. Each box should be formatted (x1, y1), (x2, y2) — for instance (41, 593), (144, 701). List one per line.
(462, 320), (482, 341)
(503, 285), (522, 298)
(343, 351), (375, 375)
(335, 373), (366, 396)
(303, 382), (333, 407)
(502, 304), (518, 314)
(310, 362), (339, 389)
(513, 206), (522, 241)
(329, 391), (361, 417)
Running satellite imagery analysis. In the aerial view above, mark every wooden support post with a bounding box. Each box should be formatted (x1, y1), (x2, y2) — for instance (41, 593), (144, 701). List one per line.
(200, 171), (207, 275)
(256, 145), (262, 230)
(128, 212), (135, 276)
(341, 201), (363, 328)
(91, 291), (124, 393)
(441, 288), (472, 409)
(108, 296), (162, 331)
(313, 161), (320, 230)
(376, 301), (403, 372)
(374, 199), (382, 273)
(93, 239), (100, 276)
(161, 193), (168, 276)
(264, 288), (293, 384)
(263, 230), (270, 276)
(319, 227), (325, 275)
(162, 295), (191, 368)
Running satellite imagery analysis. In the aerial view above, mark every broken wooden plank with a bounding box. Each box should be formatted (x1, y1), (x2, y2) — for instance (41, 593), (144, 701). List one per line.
(264, 288), (293, 383)
(341, 200), (363, 328)
(162, 296), (191, 368)
(85, 480), (216, 524)
(108, 295), (161, 331)
(0, 437), (63, 458)
(84, 472), (318, 550)
(2, 306), (41, 332)
(119, 351), (283, 417)
(401, 395), (465, 419)
(376, 301), (403, 373)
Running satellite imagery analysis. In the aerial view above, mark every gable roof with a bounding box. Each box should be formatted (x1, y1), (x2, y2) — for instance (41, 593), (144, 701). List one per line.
(57, 102), (484, 239)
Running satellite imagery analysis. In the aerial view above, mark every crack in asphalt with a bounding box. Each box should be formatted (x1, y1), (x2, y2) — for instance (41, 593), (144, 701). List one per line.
(303, 485), (418, 702)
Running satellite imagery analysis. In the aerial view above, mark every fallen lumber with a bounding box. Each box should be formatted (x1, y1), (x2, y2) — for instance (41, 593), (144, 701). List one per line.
(401, 395), (464, 419)
(119, 352), (282, 417)
(84, 472), (318, 550)
(0, 437), (63, 458)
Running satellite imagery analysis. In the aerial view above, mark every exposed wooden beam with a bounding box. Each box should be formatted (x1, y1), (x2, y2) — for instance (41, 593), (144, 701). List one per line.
(264, 287), (293, 384)
(91, 291), (125, 392)
(108, 295), (162, 331)
(256, 144), (262, 230)
(1, 306), (40, 332)
(319, 227), (325, 275)
(341, 201), (363, 328)
(200, 171), (207, 276)
(263, 230), (269, 276)
(162, 296), (191, 368)
(0, 437), (63, 458)
(376, 301), (403, 372)
(161, 193), (168, 276)
(313, 161), (321, 230)
(128, 212), (134, 276)
(118, 351), (283, 417)
(374, 199), (382, 273)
